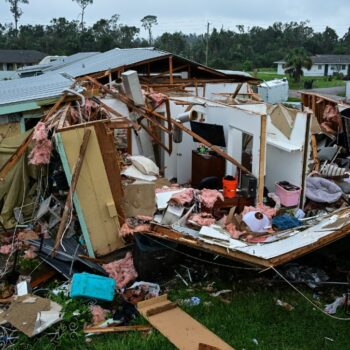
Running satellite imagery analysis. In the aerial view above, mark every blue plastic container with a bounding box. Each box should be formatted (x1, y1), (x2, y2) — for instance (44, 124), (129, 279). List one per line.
(70, 273), (115, 301)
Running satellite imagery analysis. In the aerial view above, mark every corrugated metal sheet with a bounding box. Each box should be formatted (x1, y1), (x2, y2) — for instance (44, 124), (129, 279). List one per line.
(49, 48), (168, 77)
(17, 52), (99, 75)
(0, 72), (74, 106)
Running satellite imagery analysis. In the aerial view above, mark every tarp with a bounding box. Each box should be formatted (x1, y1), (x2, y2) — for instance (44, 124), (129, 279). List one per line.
(0, 130), (39, 228)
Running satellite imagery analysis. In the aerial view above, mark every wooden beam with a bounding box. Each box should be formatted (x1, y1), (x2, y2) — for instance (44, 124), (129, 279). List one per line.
(258, 115), (267, 203)
(232, 83), (243, 99)
(83, 76), (254, 177)
(147, 226), (268, 268)
(57, 102), (71, 130)
(53, 129), (91, 254)
(84, 325), (152, 334)
(169, 56), (174, 84)
(146, 302), (177, 317)
(94, 122), (125, 224)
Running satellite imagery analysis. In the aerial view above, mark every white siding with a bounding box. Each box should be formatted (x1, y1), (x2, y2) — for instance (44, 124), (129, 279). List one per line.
(277, 63), (349, 77)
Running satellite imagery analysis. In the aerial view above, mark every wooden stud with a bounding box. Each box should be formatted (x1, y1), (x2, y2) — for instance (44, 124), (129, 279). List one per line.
(257, 114), (267, 203)
(94, 123), (125, 224)
(169, 56), (174, 85)
(84, 325), (152, 334)
(146, 302), (177, 317)
(84, 76), (254, 176)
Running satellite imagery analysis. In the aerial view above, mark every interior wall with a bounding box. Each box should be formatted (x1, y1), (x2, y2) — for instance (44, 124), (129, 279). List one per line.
(265, 111), (310, 193)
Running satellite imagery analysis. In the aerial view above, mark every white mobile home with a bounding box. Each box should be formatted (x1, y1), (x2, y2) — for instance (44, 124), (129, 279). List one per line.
(275, 54), (350, 77)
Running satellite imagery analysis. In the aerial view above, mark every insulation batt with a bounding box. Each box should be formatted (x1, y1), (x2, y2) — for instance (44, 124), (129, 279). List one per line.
(28, 139), (52, 165)
(90, 305), (108, 326)
(136, 215), (153, 222)
(189, 213), (216, 226)
(199, 189), (224, 209)
(0, 244), (13, 255)
(170, 188), (194, 205)
(102, 252), (138, 289)
(31, 122), (47, 141)
(23, 246), (37, 259)
(155, 185), (180, 193)
(120, 223), (151, 237)
(225, 223), (244, 239)
(242, 203), (277, 219)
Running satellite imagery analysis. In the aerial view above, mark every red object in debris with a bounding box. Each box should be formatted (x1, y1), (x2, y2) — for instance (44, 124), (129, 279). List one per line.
(223, 176), (238, 198)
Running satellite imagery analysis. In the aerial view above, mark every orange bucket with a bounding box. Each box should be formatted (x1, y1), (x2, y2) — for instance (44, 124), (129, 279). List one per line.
(223, 176), (238, 198)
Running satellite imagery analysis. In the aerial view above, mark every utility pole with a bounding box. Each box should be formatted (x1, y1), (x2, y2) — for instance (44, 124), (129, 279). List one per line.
(205, 22), (210, 66)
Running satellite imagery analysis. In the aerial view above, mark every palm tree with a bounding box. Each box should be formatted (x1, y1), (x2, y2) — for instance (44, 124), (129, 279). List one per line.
(284, 48), (312, 83)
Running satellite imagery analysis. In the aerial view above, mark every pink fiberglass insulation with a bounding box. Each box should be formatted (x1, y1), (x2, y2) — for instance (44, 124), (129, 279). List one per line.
(17, 230), (39, 241)
(225, 223), (244, 239)
(90, 305), (108, 325)
(199, 189), (224, 209)
(136, 215), (153, 222)
(28, 139), (52, 165)
(32, 122), (48, 141)
(23, 246), (37, 259)
(155, 184), (181, 193)
(242, 203), (277, 219)
(148, 92), (167, 107)
(170, 188), (194, 205)
(0, 244), (13, 255)
(322, 105), (343, 135)
(188, 212), (216, 226)
(120, 223), (151, 238)
(102, 252), (138, 289)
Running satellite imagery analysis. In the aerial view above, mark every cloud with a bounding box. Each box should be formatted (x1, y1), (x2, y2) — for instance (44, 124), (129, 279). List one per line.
(0, 0), (349, 36)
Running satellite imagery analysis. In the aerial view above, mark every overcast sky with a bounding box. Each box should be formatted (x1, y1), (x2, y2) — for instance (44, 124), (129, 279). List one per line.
(0, 0), (349, 37)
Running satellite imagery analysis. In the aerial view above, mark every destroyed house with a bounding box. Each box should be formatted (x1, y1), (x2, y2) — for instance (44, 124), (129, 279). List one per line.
(0, 47), (350, 301)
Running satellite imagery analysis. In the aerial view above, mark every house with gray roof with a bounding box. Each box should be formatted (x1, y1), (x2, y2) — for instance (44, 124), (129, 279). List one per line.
(275, 54), (350, 77)
(0, 50), (47, 71)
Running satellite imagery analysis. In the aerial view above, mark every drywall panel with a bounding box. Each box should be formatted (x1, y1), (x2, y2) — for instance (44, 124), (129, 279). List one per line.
(265, 144), (304, 192)
(265, 110), (310, 193)
(59, 126), (123, 256)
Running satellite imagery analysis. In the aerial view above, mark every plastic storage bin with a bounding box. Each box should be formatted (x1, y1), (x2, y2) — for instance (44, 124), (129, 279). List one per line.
(275, 181), (301, 207)
(70, 273), (115, 301)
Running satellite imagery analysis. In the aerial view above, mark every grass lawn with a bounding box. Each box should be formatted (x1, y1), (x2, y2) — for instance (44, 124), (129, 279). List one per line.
(251, 71), (346, 90)
(12, 256), (350, 350)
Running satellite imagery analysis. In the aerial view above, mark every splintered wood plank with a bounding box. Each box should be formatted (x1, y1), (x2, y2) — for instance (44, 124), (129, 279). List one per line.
(138, 295), (235, 350)
(59, 125), (124, 256)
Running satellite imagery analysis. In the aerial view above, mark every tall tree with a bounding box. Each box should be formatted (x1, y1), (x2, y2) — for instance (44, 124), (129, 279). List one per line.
(5, 0), (29, 31)
(284, 48), (312, 82)
(141, 15), (157, 45)
(72, 0), (93, 30)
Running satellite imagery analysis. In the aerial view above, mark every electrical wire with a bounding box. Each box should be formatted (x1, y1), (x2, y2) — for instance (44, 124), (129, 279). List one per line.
(139, 232), (260, 271)
(272, 266), (350, 321)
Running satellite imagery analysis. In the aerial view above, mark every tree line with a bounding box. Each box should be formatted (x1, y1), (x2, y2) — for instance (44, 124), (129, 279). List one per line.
(2, 1), (350, 70)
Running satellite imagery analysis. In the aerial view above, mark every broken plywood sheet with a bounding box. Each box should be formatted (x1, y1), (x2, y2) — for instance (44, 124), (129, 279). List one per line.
(57, 126), (124, 257)
(268, 104), (297, 139)
(138, 294), (235, 350)
(123, 180), (156, 217)
(1, 295), (62, 337)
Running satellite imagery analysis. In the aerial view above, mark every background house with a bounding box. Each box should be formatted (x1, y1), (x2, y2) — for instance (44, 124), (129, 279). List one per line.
(275, 54), (350, 77)
(0, 49), (47, 71)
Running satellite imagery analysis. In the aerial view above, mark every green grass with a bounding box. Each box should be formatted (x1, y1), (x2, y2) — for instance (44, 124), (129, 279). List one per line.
(12, 273), (350, 350)
(252, 71), (346, 90)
